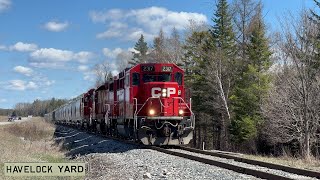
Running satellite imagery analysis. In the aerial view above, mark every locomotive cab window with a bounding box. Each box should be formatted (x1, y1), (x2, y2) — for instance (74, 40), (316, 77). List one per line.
(143, 74), (171, 82)
(158, 74), (171, 82)
(175, 72), (182, 85)
(143, 74), (156, 82)
(132, 73), (140, 85)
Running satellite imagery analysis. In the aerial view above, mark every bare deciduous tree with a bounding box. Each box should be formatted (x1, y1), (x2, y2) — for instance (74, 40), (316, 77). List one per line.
(93, 61), (112, 87)
(263, 11), (320, 160)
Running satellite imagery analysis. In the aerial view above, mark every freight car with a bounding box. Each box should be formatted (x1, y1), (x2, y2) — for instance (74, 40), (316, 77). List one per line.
(46, 63), (195, 145)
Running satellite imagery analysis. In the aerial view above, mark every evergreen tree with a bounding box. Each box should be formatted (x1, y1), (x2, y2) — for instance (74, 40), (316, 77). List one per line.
(130, 34), (148, 65)
(230, 2), (272, 144)
(183, 31), (210, 87)
(206, 0), (237, 149)
(210, 0), (236, 58)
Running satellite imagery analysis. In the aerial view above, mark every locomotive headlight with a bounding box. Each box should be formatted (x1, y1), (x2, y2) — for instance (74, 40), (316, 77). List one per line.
(179, 109), (184, 115)
(149, 109), (155, 116)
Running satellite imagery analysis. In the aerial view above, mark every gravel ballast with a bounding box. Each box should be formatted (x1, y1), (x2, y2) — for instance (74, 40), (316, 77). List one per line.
(169, 149), (318, 180)
(55, 126), (260, 180)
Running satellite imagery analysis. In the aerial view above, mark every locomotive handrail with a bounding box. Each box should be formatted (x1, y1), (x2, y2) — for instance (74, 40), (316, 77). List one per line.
(172, 97), (193, 114)
(173, 97), (195, 128)
(135, 97), (165, 116)
(133, 98), (138, 132)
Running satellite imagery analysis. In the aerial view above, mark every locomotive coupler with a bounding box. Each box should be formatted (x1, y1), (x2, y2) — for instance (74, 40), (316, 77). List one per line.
(163, 124), (171, 137)
(177, 125), (184, 136)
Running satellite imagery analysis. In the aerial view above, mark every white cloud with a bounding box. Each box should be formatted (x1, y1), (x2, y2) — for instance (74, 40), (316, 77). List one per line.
(44, 21), (69, 32)
(83, 71), (95, 81)
(78, 65), (88, 72)
(0, 98), (7, 103)
(44, 80), (55, 86)
(26, 81), (37, 89)
(74, 51), (93, 63)
(10, 42), (38, 52)
(13, 66), (33, 76)
(6, 80), (38, 91)
(91, 6), (207, 41)
(29, 62), (65, 69)
(0, 0), (10, 12)
(0, 72), (55, 91)
(30, 48), (74, 62)
(97, 29), (122, 39)
(29, 48), (93, 68)
(89, 9), (124, 23)
(102, 48), (123, 59)
(96, 22), (128, 39)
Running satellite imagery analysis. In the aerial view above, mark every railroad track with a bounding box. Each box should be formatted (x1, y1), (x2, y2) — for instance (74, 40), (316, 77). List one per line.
(55, 125), (319, 180)
(178, 146), (320, 179)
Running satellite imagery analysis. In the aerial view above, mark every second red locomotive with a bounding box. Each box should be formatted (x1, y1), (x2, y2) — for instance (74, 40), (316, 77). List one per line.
(48, 63), (195, 145)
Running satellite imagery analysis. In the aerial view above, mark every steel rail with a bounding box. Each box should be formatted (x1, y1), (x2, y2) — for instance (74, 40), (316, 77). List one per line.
(150, 146), (294, 180)
(178, 146), (320, 179)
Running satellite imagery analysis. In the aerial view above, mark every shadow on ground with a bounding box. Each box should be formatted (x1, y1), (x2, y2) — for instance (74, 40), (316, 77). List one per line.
(52, 125), (140, 158)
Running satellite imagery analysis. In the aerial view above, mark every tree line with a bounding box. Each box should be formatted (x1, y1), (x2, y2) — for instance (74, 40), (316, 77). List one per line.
(9, 98), (68, 117)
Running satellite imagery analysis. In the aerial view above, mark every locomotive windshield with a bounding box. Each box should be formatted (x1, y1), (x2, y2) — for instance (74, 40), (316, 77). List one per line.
(143, 74), (171, 82)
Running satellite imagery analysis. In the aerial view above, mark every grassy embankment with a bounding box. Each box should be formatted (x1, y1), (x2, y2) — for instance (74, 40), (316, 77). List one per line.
(0, 117), (81, 180)
(243, 154), (320, 172)
(0, 116), (9, 122)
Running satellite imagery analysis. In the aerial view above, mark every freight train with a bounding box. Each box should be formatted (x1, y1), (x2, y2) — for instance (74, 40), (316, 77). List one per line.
(45, 63), (195, 145)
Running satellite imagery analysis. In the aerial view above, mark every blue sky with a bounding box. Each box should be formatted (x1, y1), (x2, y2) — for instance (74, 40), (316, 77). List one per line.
(0, 0), (317, 109)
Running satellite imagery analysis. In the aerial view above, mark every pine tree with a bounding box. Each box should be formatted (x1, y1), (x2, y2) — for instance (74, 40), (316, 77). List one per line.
(206, 0), (237, 149)
(130, 34), (148, 65)
(210, 0), (236, 57)
(230, 2), (272, 144)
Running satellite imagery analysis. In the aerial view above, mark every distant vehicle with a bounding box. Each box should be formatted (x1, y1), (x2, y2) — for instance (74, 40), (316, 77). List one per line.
(18, 116), (21, 120)
(8, 116), (16, 121)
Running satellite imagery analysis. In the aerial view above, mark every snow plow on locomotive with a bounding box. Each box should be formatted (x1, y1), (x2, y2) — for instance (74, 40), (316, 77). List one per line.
(47, 63), (195, 146)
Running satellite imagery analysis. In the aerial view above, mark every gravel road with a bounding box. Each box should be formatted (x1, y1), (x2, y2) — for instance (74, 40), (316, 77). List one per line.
(55, 126), (260, 180)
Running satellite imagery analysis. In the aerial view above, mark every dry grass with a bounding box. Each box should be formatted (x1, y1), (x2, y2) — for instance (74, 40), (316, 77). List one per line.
(0, 117), (81, 180)
(243, 154), (320, 172)
(0, 116), (9, 122)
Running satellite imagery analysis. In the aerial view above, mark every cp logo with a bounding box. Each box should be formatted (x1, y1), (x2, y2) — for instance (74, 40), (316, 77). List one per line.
(151, 87), (176, 97)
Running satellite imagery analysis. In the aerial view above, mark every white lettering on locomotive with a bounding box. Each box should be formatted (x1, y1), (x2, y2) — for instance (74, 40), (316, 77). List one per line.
(151, 87), (176, 97)
(168, 88), (176, 97)
(151, 87), (161, 97)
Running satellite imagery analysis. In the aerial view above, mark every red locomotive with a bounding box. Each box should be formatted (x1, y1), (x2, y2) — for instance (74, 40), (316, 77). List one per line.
(47, 63), (195, 145)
